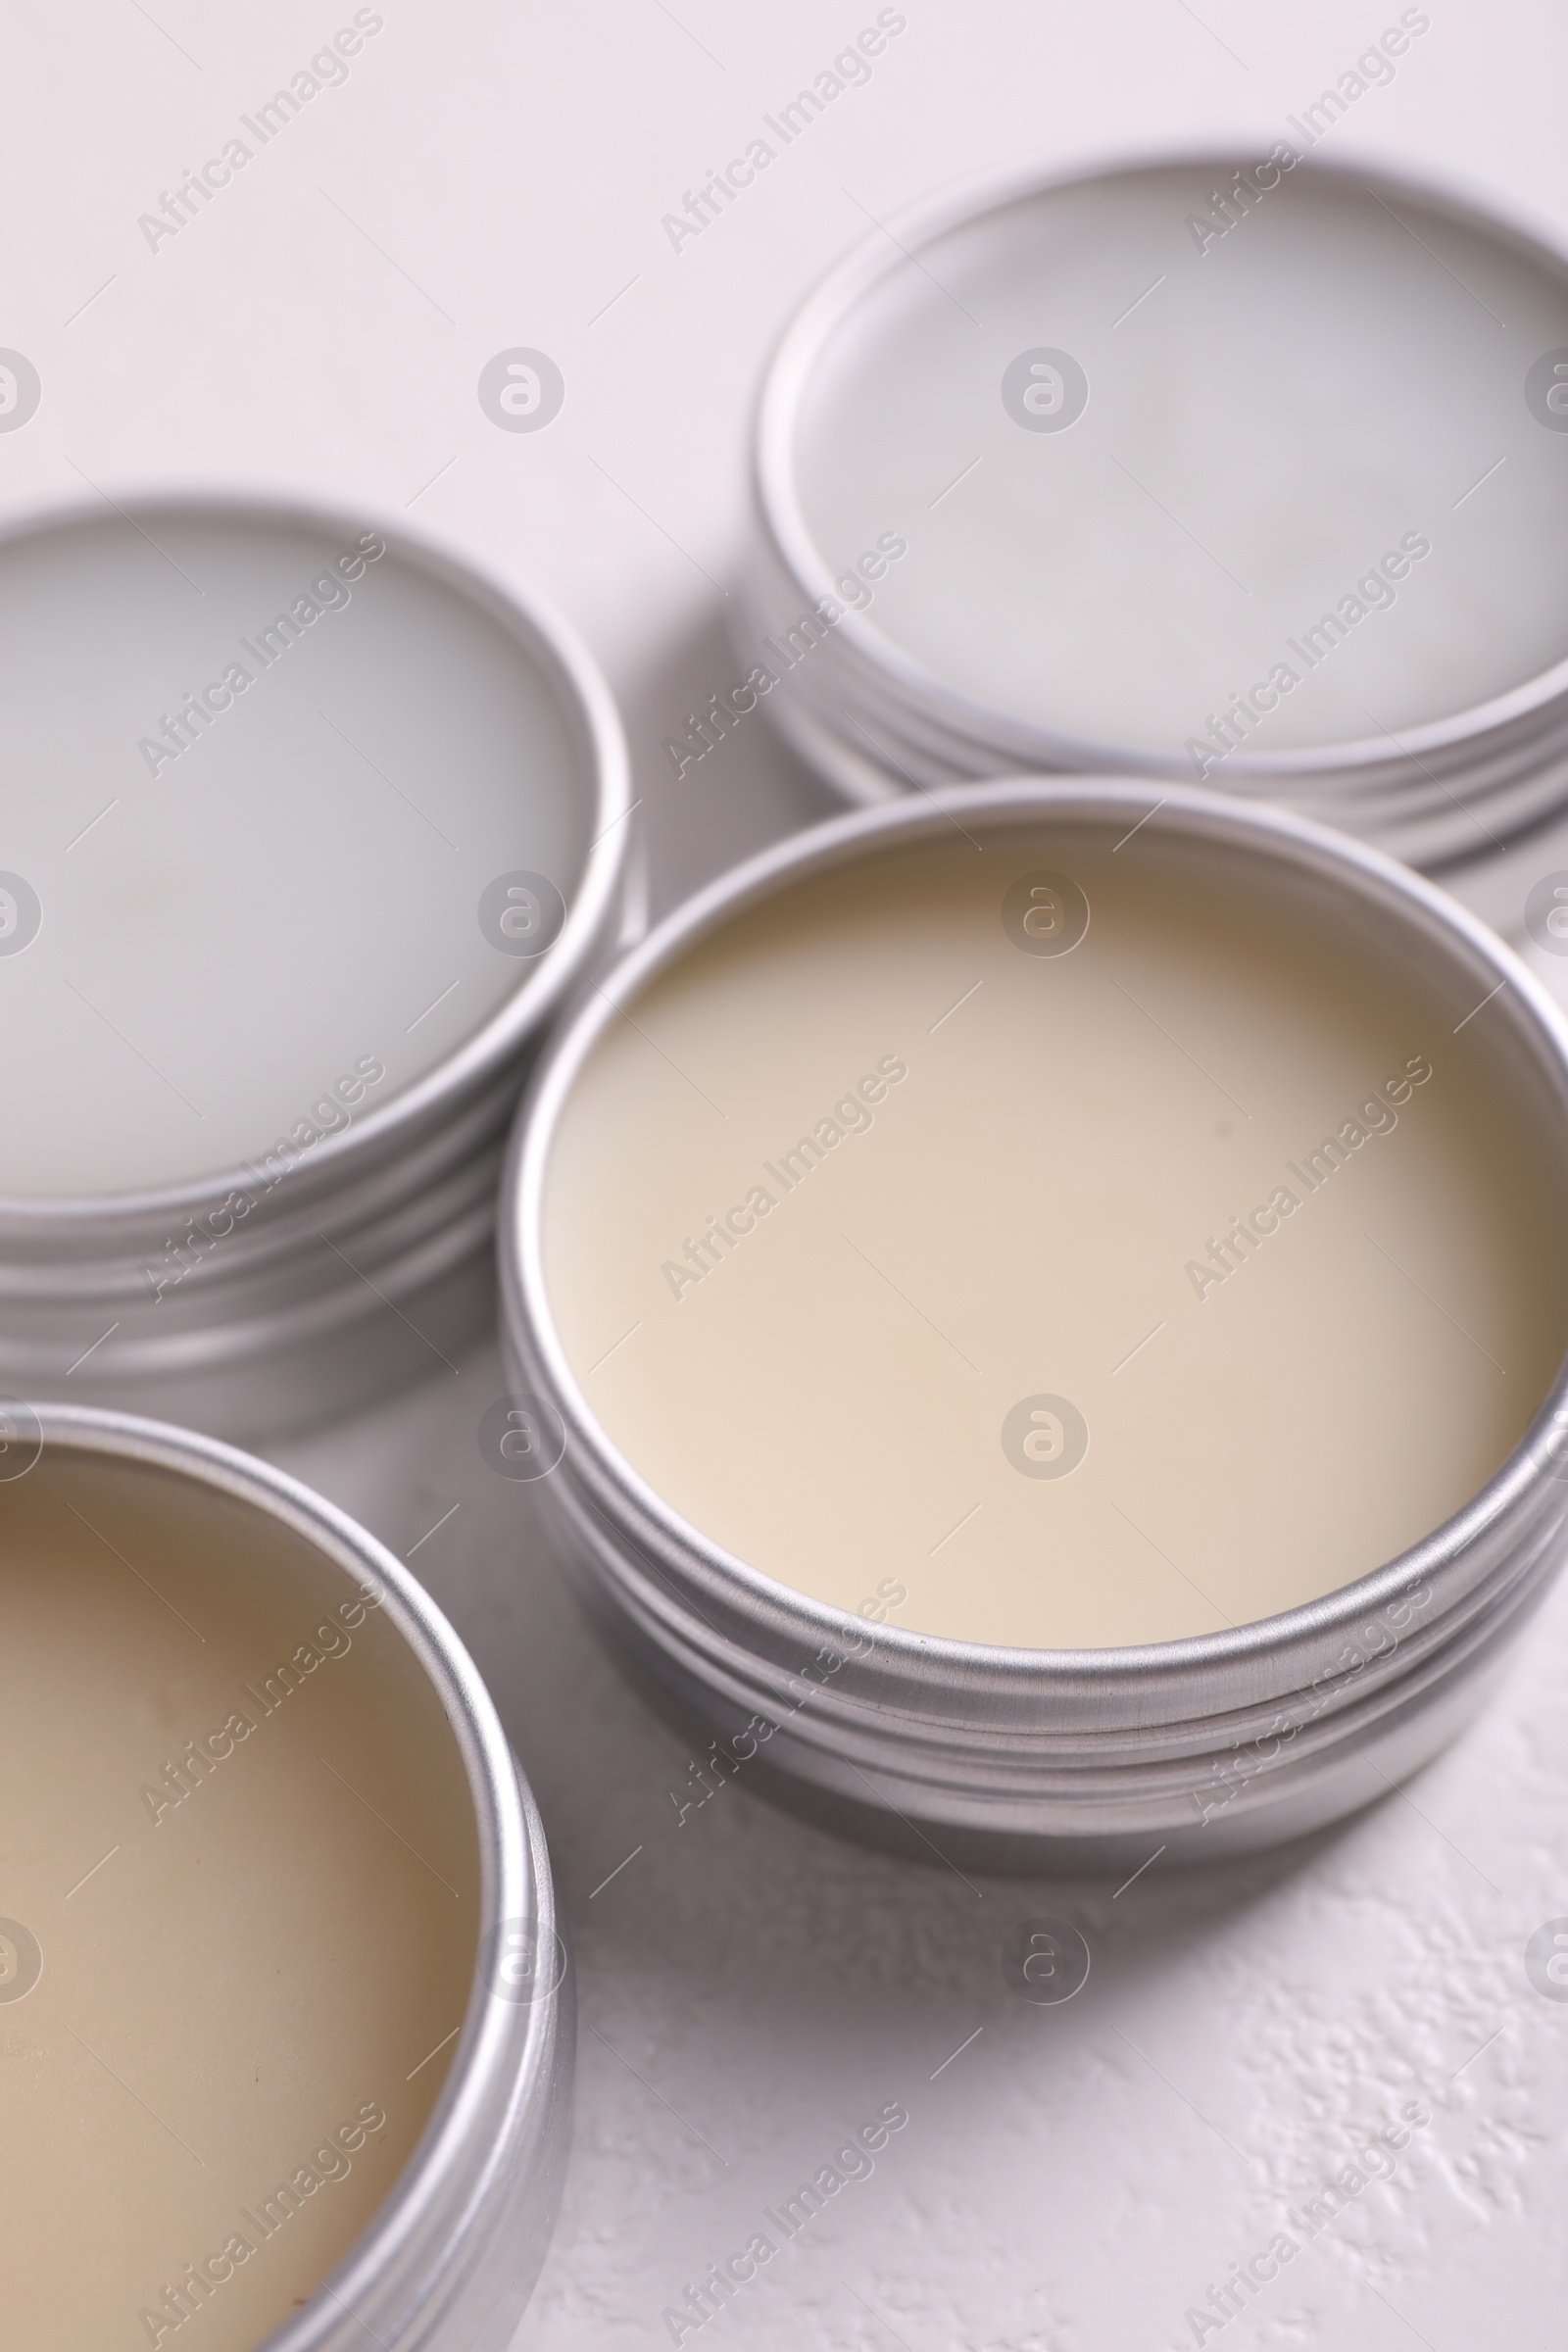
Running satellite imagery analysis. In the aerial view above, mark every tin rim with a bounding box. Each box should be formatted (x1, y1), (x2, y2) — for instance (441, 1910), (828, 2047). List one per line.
(502, 776), (1568, 1710)
(751, 141), (1568, 788)
(5, 1400), (567, 2350)
(0, 486), (630, 1235)
(730, 576), (1568, 867)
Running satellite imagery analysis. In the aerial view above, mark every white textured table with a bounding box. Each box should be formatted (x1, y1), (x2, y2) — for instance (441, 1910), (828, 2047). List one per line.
(272, 1353), (1568, 2351)
(13, 2), (1568, 2341)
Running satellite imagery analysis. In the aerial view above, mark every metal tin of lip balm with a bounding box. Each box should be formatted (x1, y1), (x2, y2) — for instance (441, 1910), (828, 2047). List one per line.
(499, 778), (1568, 1875)
(0, 490), (630, 1440)
(738, 145), (1568, 875)
(0, 1398), (571, 2351)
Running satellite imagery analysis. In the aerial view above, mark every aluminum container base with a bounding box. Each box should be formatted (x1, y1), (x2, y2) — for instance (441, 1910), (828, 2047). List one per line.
(502, 779), (1568, 1876)
(580, 1575), (1515, 1880)
(1, 1234), (499, 1443)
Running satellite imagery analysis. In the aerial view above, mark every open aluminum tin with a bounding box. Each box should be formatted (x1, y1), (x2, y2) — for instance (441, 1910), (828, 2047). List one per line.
(737, 146), (1568, 877)
(0, 1400), (573, 2348)
(500, 779), (1568, 1876)
(0, 490), (631, 1439)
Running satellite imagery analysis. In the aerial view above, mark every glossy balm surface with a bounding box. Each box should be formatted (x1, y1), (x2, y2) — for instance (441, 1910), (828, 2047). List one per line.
(791, 160), (1568, 755)
(0, 1453), (478, 2349)
(0, 510), (587, 1197)
(543, 827), (1568, 1648)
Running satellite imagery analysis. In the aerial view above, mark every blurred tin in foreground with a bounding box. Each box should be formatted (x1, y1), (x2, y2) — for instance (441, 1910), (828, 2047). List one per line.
(0, 1398), (571, 2348)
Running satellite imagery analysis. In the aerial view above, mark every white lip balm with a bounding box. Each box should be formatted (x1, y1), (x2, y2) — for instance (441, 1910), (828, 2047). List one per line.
(539, 818), (1568, 1650)
(0, 502), (592, 1198)
(0, 1446), (478, 2351)
(785, 158), (1568, 759)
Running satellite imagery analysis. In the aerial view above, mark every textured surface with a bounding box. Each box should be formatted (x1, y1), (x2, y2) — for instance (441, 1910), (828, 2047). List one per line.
(273, 1349), (1568, 2350)
(10, 0), (1568, 2342)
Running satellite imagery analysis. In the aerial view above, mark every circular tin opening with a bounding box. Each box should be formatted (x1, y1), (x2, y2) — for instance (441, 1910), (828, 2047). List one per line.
(0, 495), (624, 1204)
(767, 154), (1568, 767)
(517, 782), (1568, 1653)
(0, 1410), (498, 2349)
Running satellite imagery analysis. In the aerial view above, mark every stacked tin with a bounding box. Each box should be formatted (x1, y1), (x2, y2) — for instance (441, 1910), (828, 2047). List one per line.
(0, 491), (629, 1439)
(499, 779), (1568, 1874)
(735, 146), (1568, 881)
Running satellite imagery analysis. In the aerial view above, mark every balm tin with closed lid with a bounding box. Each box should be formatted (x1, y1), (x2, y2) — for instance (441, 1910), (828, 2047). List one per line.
(0, 491), (629, 1437)
(0, 1398), (570, 2351)
(738, 147), (1568, 873)
(500, 778), (1568, 1872)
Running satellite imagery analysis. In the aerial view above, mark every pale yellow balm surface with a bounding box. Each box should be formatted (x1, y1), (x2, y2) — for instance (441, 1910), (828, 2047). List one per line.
(0, 1455), (478, 2351)
(543, 827), (1568, 1648)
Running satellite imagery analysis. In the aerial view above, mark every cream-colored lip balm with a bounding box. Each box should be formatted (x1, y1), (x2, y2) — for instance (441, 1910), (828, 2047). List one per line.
(539, 819), (1568, 1650)
(787, 157), (1568, 757)
(0, 1443), (479, 2352)
(0, 501), (593, 1198)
